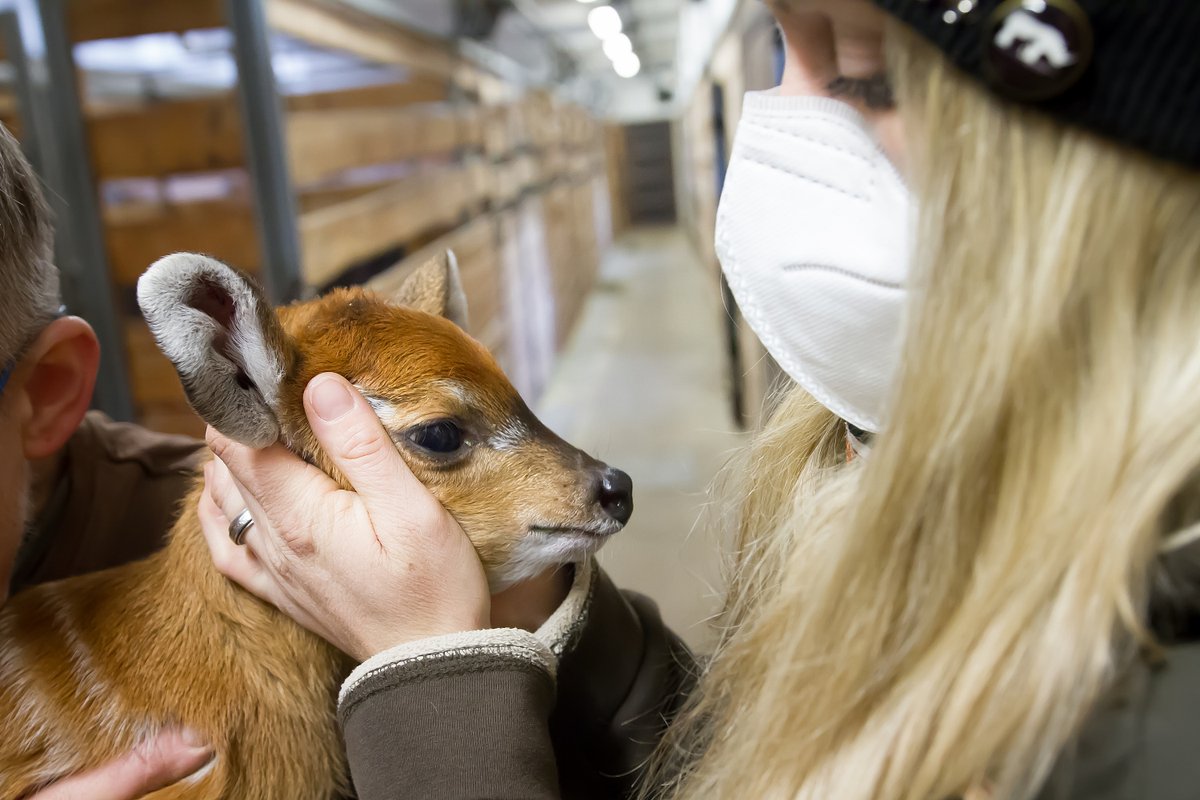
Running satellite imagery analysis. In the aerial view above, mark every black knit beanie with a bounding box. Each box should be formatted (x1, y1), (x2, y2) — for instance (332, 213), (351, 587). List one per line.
(869, 0), (1200, 169)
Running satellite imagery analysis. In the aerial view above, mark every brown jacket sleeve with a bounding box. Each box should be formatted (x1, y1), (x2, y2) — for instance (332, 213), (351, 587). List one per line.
(337, 560), (696, 800)
(338, 631), (562, 799)
(550, 568), (697, 800)
(13, 412), (203, 593)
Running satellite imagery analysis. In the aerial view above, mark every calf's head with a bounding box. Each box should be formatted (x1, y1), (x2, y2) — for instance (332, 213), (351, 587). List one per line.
(137, 252), (632, 589)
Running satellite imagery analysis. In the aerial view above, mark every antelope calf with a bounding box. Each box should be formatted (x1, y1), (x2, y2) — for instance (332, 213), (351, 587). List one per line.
(0, 252), (633, 799)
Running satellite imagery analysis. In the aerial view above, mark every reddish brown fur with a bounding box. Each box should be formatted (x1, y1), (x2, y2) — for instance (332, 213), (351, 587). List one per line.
(0, 287), (611, 799)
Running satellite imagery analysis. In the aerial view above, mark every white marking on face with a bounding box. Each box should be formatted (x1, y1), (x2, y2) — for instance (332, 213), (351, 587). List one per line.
(432, 379), (473, 405)
(490, 532), (606, 591)
(488, 419), (528, 452)
(359, 392), (398, 425)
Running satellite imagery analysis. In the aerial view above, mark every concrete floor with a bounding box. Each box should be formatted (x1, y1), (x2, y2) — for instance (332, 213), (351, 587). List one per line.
(537, 225), (746, 650)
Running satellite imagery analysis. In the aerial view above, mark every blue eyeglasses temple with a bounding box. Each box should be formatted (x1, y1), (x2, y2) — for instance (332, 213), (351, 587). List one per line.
(0, 307), (65, 396)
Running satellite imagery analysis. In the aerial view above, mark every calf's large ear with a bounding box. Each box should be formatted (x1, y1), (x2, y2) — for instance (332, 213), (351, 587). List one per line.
(137, 253), (294, 448)
(393, 249), (469, 331)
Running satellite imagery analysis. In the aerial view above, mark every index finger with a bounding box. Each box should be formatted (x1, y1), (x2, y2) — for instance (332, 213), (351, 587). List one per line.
(205, 428), (339, 540)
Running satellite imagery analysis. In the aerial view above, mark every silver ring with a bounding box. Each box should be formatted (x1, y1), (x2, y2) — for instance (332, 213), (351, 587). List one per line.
(228, 509), (255, 546)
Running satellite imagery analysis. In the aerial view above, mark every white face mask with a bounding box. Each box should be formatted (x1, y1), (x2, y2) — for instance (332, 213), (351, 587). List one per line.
(715, 91), (912, 433)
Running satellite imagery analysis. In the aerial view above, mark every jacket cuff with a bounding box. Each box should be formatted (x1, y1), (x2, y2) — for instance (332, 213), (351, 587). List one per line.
(338, 627), (555, 713)
(534, 557), (597, 657)
(336, 628), (561, 799)
(337, 556), (596, 718)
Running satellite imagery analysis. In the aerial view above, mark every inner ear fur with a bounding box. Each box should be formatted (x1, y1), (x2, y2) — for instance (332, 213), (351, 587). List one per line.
(137, 253), (294, 448)
(393, 249), (470, 330)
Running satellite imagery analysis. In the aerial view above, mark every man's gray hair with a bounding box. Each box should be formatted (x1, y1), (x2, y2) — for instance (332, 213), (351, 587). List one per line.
(0, 124), (57, 364)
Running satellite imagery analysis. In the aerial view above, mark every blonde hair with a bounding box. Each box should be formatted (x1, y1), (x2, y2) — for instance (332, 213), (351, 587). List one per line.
(647, 26), (1200, 800)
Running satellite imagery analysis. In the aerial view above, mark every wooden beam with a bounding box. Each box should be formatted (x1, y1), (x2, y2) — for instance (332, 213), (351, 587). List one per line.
(299, 165), (480, 286)
(87, 86), (462, 180)
(103, 170), (469, 284)
(286, 105), (467, 186)
(368, 215), (503, 338)
(458, 106), (485, 151)
(64, 0), (459, 75)
(88, 95), (245, 179)
(285, 78), (448, 112)
(265, 0), (457, 77)
(104, 200), (259, 285)
(123, 321), (190, 407)
(67, 0), (225, 43)
(297, 181), (392, 213)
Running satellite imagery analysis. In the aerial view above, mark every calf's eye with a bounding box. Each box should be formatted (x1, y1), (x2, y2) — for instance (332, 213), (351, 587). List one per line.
(407, 420), (464, 454)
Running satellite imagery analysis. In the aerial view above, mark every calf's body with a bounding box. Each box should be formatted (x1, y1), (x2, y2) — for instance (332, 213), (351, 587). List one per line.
(1, 490), (349, 798)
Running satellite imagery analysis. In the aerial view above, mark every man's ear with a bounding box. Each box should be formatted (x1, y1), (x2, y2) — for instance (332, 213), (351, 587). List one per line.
(18, 316), (100, 460)
(137, 253), (294, 448)
(393, 249), (469, 330)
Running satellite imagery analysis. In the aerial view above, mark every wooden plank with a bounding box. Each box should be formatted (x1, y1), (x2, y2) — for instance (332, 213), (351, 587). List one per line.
(567, 151), (594, 180)
(124, 321), (190, 407)
(367, 215), (503, 338)
(67, 0), (225, 42)
(88, 95), (245, 179)
(458, 106), (485, 151)
(266, 0), (457, 77)
(367, 216), (488, 301)
(476, 316), (507, 361)
(452, 60), (483, 98)
(87, 83), (456, 180)
(299, 165), (479, 286)
(285, 78), (448, 112)
(66, 0), (457, 79)
(483, 104), (515, 160)
(123, 319), (204, 436)
(296, 181), (392, 213)
(286, 105), (466, 186)
(604, 124), (630, 234)
(104, 200), (259, 285)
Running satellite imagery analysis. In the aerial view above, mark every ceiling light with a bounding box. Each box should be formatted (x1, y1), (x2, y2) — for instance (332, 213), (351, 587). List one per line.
(613, 51), (640, 78)
(602, 33), (633, 60)
(587, 5), (622, 39)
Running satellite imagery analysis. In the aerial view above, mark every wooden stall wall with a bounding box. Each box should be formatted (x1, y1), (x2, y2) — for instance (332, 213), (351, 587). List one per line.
(57, 0), (610, 436)
(673, 6), (783, 430)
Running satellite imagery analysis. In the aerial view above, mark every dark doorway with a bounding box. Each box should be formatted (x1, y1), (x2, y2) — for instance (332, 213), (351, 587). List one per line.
(622, 121), (677, 224)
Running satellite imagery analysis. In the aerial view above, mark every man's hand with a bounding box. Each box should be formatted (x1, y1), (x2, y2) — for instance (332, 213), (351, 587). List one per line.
(30, 728), (213, 799)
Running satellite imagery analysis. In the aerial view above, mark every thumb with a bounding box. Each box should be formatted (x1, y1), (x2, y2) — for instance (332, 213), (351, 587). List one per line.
(303, 373), (422, 519)
(33, 729), (213, 800)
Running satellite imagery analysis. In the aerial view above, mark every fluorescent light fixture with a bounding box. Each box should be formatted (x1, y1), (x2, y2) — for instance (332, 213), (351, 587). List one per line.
(587, 5), (623, 39)
(613, 51), (640, 78)
(602, 32), (633, 60)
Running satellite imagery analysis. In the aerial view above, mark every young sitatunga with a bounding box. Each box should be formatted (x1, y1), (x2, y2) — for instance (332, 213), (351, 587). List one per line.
(0, 251), (633, 799)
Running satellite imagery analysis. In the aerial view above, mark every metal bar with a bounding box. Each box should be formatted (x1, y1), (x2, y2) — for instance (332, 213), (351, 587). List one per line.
(35, 0), (134, 420)
(225, 0), (304, 303)
(0, 11), (41, 173)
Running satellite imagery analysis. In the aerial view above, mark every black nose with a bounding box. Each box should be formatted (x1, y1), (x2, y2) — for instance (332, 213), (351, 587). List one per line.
(598, 467), (634, 525)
